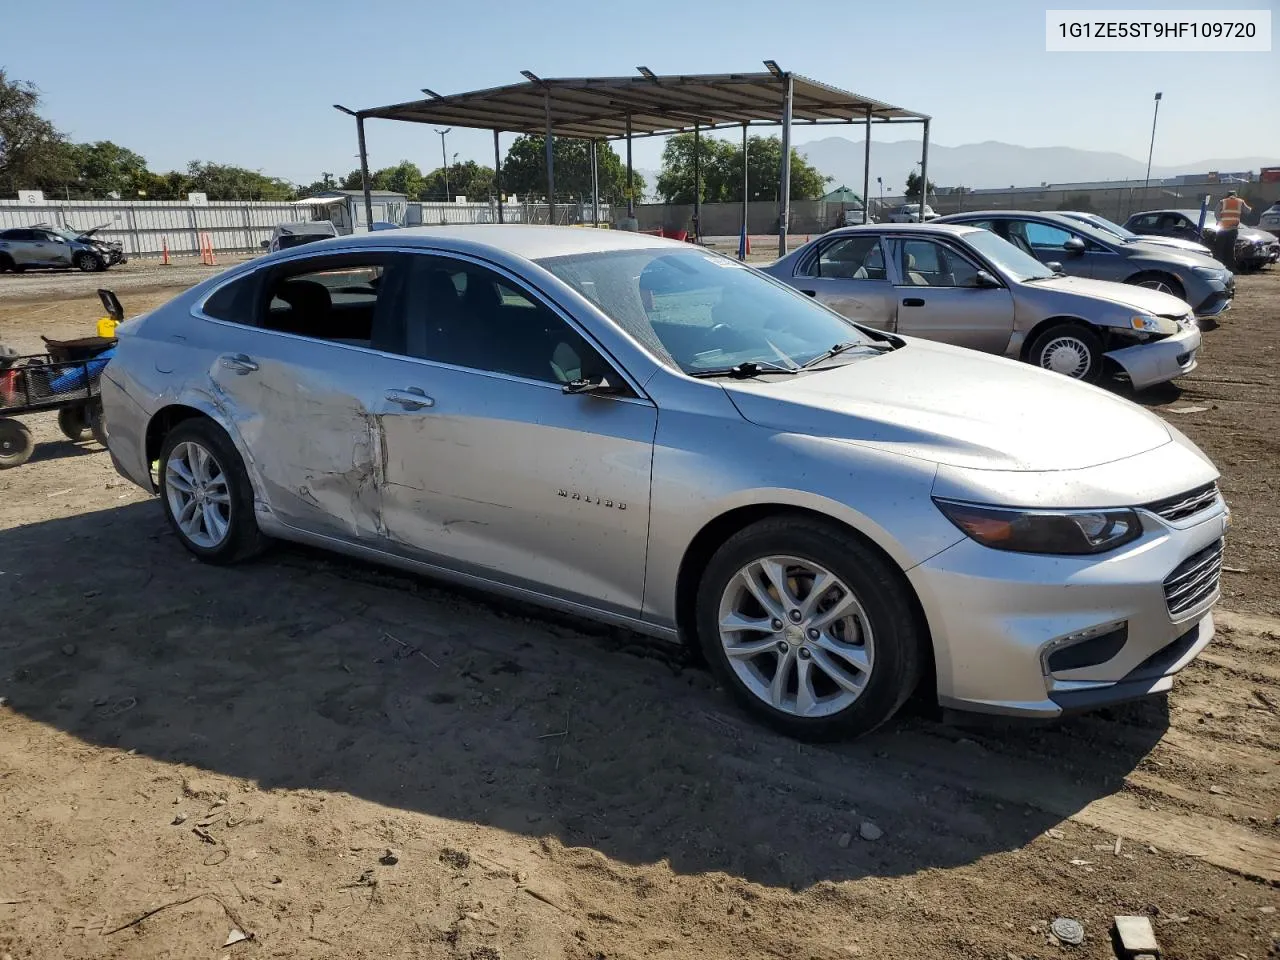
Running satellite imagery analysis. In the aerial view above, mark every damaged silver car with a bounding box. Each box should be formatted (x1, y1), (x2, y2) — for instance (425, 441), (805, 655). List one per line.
(764, 223), (1201, 389)
(100, 226), (1226, 740)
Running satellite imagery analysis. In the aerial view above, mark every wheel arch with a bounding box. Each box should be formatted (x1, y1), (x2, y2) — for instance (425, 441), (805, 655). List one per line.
(143, 397), (259, 497)
(673, 502), (937, 700)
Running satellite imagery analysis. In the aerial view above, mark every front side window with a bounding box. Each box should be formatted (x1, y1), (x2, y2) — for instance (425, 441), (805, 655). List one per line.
(897, 239), (983, 288)
(405, 257), (608, 386)
(1021, 221), (1074, 249)
(800, 235), (886, 280)
(539, 248), (875, 375)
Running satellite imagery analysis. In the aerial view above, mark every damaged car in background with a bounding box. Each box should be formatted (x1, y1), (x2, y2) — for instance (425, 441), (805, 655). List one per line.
(0, 223), (126, 272)
(101, 226), (1227, 740)
(765, 223), (1200, 389)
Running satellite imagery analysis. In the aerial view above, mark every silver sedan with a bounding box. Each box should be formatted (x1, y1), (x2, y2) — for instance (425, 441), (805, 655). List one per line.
(101, 226), (1228, 739)
(763, 223), (1201, 390)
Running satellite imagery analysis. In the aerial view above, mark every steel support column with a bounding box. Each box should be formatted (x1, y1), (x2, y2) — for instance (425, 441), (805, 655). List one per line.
(356, 115), (373, 231)
(626, 113), (634, 218)
(778, 72), (793, 256)
(590, 140), (600, 226)
(544, 92), (555, 225)
(740, 123), (749, 261)
(494, 130), (504, 224)
(918, 119), (930, 222)
(693, 124), (701, 242)
(862, 107), (872, 224)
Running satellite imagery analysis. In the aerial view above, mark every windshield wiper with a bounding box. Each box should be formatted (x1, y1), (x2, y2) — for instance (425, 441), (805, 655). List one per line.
(689, 360), (800, 379)
(800, 339), (895, 369)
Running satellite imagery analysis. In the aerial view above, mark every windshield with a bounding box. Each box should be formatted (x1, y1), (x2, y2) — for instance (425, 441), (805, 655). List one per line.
(961, 229), (1056, 282)
(538, 248), (875, 375)
(1083, 215), (1137, 240)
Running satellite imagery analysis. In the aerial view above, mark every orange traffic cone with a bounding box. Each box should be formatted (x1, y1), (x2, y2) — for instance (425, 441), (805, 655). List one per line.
(161, 236), (170, 265)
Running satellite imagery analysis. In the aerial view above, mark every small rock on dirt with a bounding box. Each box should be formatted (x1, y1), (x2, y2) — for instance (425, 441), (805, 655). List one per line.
(379, 848), (400, 866)
(858, 821), (883, 842)
(1113, 915), (1159, 954)
(1050, 917), (1085, 946)
(1208, 785), (1225, 795)
(171, 812), (188, 825)
(61, 644), (77, 656)
(439, 847), (471, 869)
(740, 905), (754, 919)
(837, 832), (852, 848)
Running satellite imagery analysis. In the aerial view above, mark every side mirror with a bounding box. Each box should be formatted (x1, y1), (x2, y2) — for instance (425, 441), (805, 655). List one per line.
(974, 270), (1001, 288)
(1045, 261), (1064, 273)
(562, 376), (624, 397)
(1063, 236), (1087, 255)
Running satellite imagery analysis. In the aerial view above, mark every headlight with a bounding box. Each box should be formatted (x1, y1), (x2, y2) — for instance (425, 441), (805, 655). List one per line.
(933, 499), (1142, 555)
(1192, 265), (1226, 278)
(1127, 314), (1176, 335)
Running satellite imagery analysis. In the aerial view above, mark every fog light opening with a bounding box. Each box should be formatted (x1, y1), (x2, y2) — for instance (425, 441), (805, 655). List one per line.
(1042, 620), (1129, 675)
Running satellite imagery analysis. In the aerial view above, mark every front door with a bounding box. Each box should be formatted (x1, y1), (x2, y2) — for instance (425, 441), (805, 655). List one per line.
(888, 237), (1016, 354)
(1005, 219), (1096, 278)
(376, 254), (657, 617)
(789, 234), (896, 331)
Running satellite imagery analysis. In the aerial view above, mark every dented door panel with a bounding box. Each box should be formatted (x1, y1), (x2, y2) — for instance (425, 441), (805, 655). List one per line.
(375, 358), (657, 617)
(204, 326), (386, 540)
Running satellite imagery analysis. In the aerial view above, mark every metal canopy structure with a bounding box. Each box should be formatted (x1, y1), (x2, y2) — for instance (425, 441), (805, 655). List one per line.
(336, 64), (932, 256)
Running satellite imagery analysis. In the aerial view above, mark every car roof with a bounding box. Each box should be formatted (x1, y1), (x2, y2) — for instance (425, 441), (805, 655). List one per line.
(278, 224), (679, 261)
(939, 210), (1078, 221)
(818, 222), (980, 237)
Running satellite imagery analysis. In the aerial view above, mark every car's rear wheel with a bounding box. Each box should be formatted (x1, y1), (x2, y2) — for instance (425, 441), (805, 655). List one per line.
(158, 418), (266, 564)
(696, 515), (923, 741)
(0, 417), (35, 469)
(1028, 322), (1104, 382)
(1128, 272), (1186, 301)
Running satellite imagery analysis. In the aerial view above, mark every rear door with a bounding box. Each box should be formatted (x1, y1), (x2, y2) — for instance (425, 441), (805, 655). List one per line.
(887, 236), (1015, 353)
(789, 234), (895, 331)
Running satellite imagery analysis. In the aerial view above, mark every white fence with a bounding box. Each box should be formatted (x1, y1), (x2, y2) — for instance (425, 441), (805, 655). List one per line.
(0, 199), (309, 259)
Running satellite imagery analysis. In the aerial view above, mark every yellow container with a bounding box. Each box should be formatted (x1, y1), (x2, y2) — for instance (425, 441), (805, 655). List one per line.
(96, 317), (119, 339)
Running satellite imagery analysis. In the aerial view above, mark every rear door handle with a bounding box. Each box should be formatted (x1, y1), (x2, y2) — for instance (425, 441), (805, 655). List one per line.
(219, 353), (258, 374)
(902, 297), (925, 307)
(385, 387), (434, 410)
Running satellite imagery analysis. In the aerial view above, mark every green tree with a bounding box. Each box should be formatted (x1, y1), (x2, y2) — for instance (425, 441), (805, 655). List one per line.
(656, 132), (829, 203)
(904, 170), (936, 204)
(66, 140), (149, 198)
(0, 70), (75, 196)
(339, 169), (365, 191)
(368, 160), (426, 199)
(421, 160), (495, 202)
(501, 136), (642, 204)
(184, 161), (294, 201)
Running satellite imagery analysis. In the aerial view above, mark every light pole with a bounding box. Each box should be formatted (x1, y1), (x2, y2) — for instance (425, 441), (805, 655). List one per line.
(435, 128), (452, 200)
(876, 176), (883, 218)
(1142, 92), (1163, 207)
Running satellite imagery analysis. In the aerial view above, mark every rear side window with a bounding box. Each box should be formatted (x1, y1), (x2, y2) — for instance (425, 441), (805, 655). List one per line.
(202, 273), (258, 325)
(800, 236), (886, 280)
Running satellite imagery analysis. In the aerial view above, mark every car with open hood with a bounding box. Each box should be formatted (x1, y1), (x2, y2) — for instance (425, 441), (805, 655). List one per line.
(0, 223), (125, 272)
(763, 223), (1200, 390)
(934, 210), (1234, 319)
(100, 226), (1227, 740)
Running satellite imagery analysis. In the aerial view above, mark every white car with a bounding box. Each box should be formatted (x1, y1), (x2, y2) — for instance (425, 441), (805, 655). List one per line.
(885, 203), (938, 223)
(1259, 202), (1280, 237)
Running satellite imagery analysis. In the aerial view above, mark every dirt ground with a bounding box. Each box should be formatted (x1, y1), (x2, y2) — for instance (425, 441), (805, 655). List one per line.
(1, 269), (1278, 960)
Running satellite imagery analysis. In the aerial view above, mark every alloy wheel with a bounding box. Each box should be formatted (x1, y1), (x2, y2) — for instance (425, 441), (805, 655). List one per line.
(1137, 278), (1175, 295)
(717, 555), (875, 718)
(1039, 336), (1092, 378)
(164, 440), (232, 548)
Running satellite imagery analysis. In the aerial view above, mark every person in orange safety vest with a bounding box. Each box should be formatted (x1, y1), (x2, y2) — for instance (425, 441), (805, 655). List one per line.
(1213, 190), (1252, 270)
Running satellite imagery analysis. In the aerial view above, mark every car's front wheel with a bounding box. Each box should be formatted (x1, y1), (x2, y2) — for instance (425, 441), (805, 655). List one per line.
(1127, 272), (1186, 301)
(158, 418), (266, 564)
(74, 252), (103, 272)
(1028, 322), (1104, 382)
(696, 515), (923, 741)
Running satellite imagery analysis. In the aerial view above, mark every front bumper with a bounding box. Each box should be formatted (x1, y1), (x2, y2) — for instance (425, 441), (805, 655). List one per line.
(1191, 275), (1234, 317)
(909, 494), (1228, 719)
(1105, 323), (1200, 390)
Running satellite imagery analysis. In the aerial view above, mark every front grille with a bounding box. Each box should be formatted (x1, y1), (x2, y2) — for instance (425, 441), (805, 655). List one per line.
(1163, 539), (1223, 618)
(1144, 482), (1219, 522)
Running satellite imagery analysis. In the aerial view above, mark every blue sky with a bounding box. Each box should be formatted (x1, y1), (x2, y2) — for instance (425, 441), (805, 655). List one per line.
(5, 0), (1277, 186)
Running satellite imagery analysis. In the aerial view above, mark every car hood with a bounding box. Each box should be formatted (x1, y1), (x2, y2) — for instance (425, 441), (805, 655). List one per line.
(1028, 275), (1192, 315)
(1132, 234), (1210, 253)
(722, 340), (1172, 472)
(1237, 225), (1275, 243)
(1122, 241), (1222, 270)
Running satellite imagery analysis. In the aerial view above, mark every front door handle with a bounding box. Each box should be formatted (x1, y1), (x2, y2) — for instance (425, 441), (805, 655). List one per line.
(219, 353), (258, 374)
(902, 297), (925, 307)
(801, 289), (817, 297)
(385, 387), (434, 410)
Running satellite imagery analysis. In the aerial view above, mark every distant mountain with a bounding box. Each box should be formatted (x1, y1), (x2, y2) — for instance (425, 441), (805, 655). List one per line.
(794, 138), (1279, 195)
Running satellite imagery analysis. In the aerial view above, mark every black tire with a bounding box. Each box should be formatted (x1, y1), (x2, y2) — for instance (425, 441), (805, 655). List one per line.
(1027, 322), (1104, 383)
(89, 402), (109, 447)
(1127, 272), (1186, 301)
(57, 405), (92, 441)
(158, 417), (267, 564)
(74, 252), (102, 273)
(0, 418), (35, 469)
(695, 514), (924, 741)
(0, 254), (13, 273)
